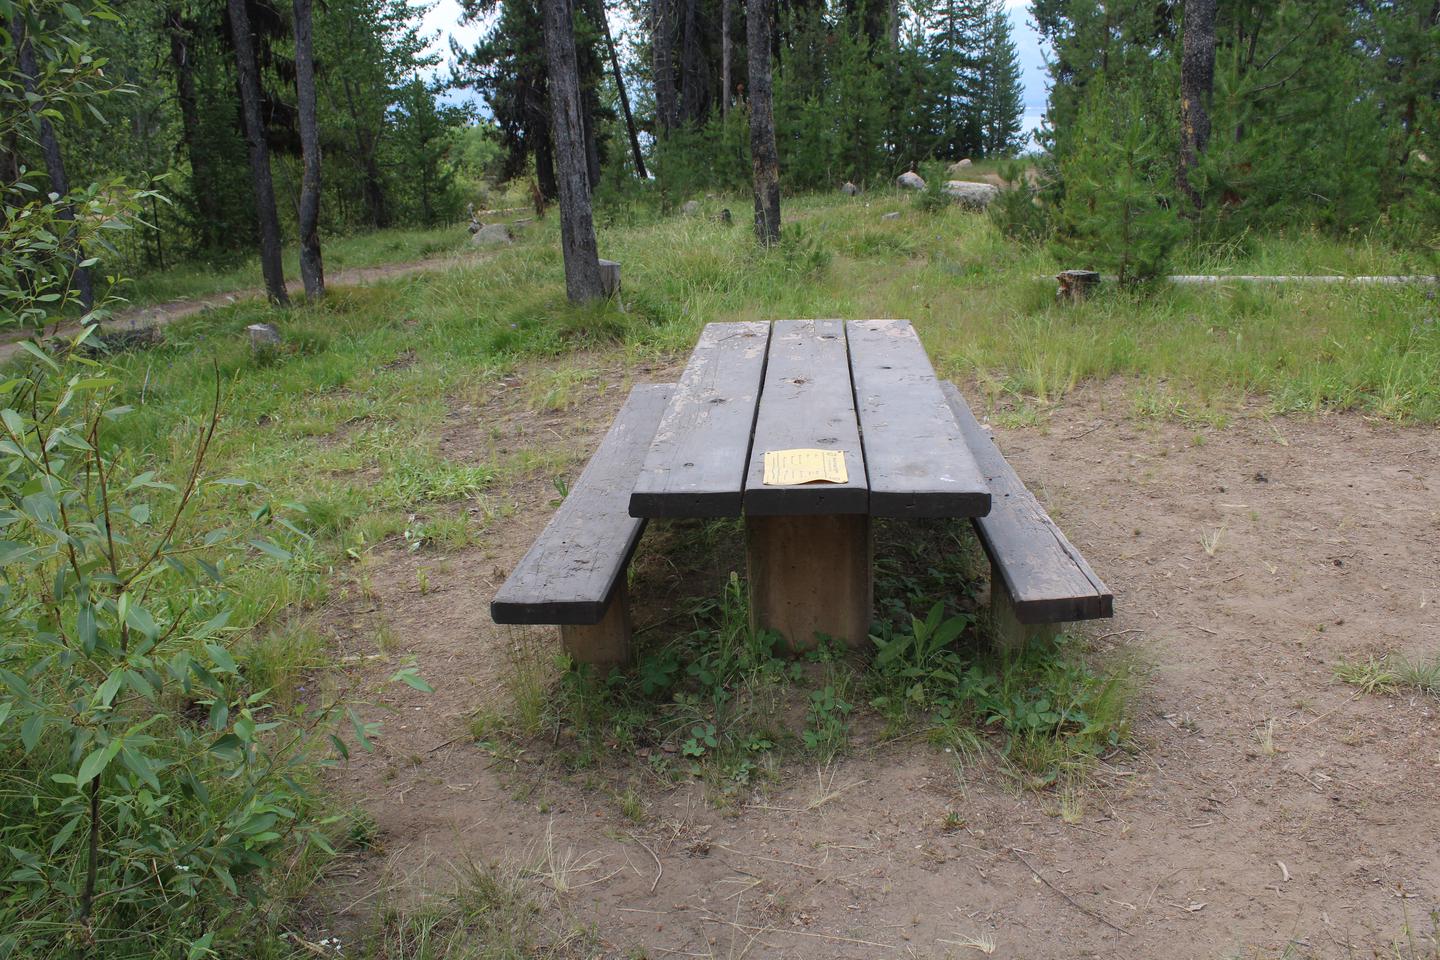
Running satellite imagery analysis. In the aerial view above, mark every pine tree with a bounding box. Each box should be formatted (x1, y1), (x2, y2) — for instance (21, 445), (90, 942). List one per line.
(977, 1), (1024, 156)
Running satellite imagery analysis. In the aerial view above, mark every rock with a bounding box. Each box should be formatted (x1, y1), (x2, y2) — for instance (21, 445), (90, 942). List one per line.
(881, 211), (901, 221)
(841, 181), (860, 196)
(470, 223), (514, 246)
(681, 200), (702, 216)
(1057, 269), (1101, 303)
(896, 171), (926, 191)
(948, 158), (972, 174)
(467, 219), (483, 234)
(246, 323), (281, 350)
(942, 180), (1000, 209)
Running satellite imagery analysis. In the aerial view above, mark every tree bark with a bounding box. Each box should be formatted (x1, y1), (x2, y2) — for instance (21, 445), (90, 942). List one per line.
(599, 2), (647, 177)
(651, 0), (678, 135)
(678, 0), (707, 124)
(13, 11), (95, 314)
(227, 0), (289, 306)
(167, 8), (222, 249)
(542, 0), (605, 302)
(1178, 0), (1217, 211)
(721, 0), (732, 117)
(293, 0), (324, 300)
(747, 0), (780, 245)
(888, 0), (900, 48)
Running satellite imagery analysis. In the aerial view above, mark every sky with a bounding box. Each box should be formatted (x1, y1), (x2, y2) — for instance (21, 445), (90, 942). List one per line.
(424, 0), (1051, 144)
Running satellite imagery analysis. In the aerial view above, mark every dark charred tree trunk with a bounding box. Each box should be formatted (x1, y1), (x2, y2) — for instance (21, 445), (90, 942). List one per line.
(228, 0), (289, 305)
(747, 0), (780, 245)
(1178, 0), (1217, 211)
(721, 0), (732, 117)
(14, 11), (94, 313)
(167, 7), (222, 248)
(652, 0), (679, 135)
(542, 0), (604, 302)
(293, 0), (324, 299)
(888, 0), (900, 48)
(678, 0), (708, 124)
(599, 2), (648, 177)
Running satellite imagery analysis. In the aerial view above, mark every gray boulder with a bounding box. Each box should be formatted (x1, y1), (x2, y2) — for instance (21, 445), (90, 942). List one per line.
(470, 223), (514, 246)
(681, 200), (702, 216)
(946, 159), (973, 176)
(881, 211), (901, 221)
(896, 171), (926, 191)
(942, 180), (1000, 209)
(841, 181), (860, 196)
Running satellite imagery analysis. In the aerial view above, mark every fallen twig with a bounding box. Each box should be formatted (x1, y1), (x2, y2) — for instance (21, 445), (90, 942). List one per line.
(1010, 848), (1131, 937)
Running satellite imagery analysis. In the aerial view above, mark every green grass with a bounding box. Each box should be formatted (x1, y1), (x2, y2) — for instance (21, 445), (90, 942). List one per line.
(1336, 653), (1440, 698)
(121, 223), (473, 307)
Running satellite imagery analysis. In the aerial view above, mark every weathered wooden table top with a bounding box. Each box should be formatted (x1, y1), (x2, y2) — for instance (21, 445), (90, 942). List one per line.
(628, 319), (991, 520)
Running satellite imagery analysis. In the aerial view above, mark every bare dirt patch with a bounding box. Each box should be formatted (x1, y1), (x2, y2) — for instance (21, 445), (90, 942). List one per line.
(309, 370), (1439, 959)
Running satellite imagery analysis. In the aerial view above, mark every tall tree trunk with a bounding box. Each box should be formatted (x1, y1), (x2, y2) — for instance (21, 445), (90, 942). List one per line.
(542, 0), (605, 302)
(600, 1), (647, 177)
(227, 0), (289, 306)
(747, 0), (780, 245)
(1178, 0), (1217, 211)
(652, 0), (678, 135)
(167, 8), (222, 249)
(721, 0), (732, 117)
(293, 0), (324, 299)
(13, 11), (95, 314)
(343, 78), (389, 228)
(888, 0), (900, 48)
(678, 0), (707, 123)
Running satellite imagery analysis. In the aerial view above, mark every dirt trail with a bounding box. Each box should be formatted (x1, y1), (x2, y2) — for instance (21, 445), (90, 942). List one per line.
(301, 359), (1439, 959)
(0, 246), (488, 362)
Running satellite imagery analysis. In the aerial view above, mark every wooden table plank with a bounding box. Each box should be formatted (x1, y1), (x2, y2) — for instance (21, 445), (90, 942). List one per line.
(743, 319), (869, 515)
(848, 319), (990, 518)
(629, 321), (770, 518)
(942, 381), (1112, 624)
(492, 383), (672, 624)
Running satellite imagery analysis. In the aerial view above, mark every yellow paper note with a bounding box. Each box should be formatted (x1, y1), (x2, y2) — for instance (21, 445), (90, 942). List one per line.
(762, 449), (848, 486)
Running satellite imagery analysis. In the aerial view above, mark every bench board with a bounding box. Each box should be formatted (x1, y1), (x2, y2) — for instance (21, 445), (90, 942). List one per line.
(942, 381), (1112, 624)
(492, 383), (673, 625)
(743, 319), (869, 515)
(847, 319), (991, 518)
(629, 322), (770, 518)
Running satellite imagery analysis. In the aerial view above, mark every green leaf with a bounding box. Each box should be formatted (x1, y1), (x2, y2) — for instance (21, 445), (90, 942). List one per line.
(390, 667), (434, 693)
(76, 739), (121, 787)
(247, 538), (292, 562)
(21, 714), (45, 753)
(192, 609), (231, 640)
(205, 643), (237, 675)
(16, 341), (60, 372)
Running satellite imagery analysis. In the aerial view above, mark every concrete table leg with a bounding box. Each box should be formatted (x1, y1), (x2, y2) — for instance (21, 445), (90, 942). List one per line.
(559, 581), (633, 667)
(745, 514), (873, 652)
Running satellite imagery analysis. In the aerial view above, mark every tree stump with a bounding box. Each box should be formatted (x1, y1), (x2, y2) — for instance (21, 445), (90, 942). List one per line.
(598, 259), (621, 298)
(1057, 269), (1101, 303)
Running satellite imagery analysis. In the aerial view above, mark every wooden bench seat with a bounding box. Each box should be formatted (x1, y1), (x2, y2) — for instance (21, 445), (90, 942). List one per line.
(941, 381), (1113, 647)
(491, 383), (673, 666)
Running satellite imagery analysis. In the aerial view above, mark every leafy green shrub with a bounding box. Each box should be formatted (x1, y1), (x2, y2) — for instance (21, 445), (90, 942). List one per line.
(0, 351), (413, 954)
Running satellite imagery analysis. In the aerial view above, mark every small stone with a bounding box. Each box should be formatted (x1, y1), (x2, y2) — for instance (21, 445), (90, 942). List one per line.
(246, 323), (281, 349)
(941, 180), (1000, 209)
(881, 211), (901, 221)
(841, 181), (860, 196)
(470, 223), (514, 246)
(896, 170), (925, 191)
(681, 199), (702, 216)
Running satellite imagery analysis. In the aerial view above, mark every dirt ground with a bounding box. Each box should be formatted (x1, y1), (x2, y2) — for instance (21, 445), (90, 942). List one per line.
(310, 356), (1439, 960)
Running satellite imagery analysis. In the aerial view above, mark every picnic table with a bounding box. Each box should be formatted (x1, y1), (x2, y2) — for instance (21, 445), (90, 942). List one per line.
(492, 320), (1112, 666)
(629, 319), (990, 651)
